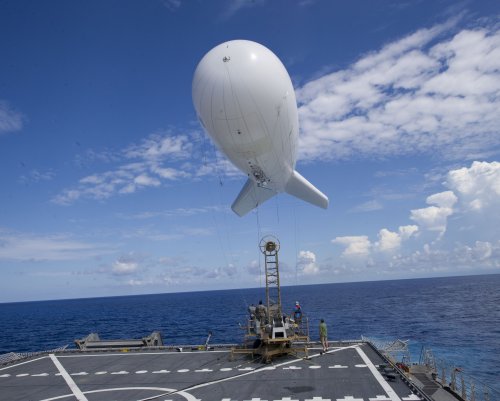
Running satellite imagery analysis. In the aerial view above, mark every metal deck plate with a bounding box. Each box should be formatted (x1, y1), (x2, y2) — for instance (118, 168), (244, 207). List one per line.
(0, 343), (423, 401)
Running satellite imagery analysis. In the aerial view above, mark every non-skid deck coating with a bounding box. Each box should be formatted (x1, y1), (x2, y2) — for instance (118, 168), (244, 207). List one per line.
(0, 343), (424, 401)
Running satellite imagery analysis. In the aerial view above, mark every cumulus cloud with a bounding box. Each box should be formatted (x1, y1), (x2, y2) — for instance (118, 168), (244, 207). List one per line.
(0, 101), (24, 135)
(297, 250), (319, 275)
(410, 191), (457, 235)
(375, 225), (419, 252)
(446, 161), (500, 211)
(332, 236), (371, 257)
(297, 21), (500, 162)
(331, 161), (500, 275)
(334, 225), (419, 258)
(388, 240), (500, 272)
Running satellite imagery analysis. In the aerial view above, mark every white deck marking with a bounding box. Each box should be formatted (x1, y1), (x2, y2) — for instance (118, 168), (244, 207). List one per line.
(305, 397), (331, 401)
(49, 353), (89, 401)
(177, 369), (190, 373)
(354, 346), (402, 401)
(336, 397), (363, 401)
(95, 371), (107, 375)
(135, 345), (359, 401)
(402, 395), (421, 400)
(40, 386), (197, 401)
(238, 367), (255, 371)
(0, 374), (10, 377)
(283, 365), (302, 370)
(111, 370), (129, 375)
(329, 365), (348, 369)
(274, 397), (299, 401)
(244, 398), (268, 401)
(220, 367), (232, 371)
(308, 365), (321, 369)
(355, 364), (368, 367)
(70, 372), (88, 376)
(369, 395), (392, 401)
(152, 369), (170, 374)
(32, 373), (50, 377)
(195, 368), (213, 372)
(0, 355), (48, 371)
(16, 373), (29, 377)
(136, 370), (148, 374)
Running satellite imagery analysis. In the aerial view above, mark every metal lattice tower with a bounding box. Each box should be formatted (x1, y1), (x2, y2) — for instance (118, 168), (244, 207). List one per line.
(259, 236), (282, 322)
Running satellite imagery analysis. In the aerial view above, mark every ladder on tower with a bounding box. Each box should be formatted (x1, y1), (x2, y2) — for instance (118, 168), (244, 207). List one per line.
(264, 245), (282, 321)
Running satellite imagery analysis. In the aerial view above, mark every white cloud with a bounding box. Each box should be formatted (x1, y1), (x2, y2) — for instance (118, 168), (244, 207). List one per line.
(0, 100), (24, 135)
(112, 258), (140, 275)
(332, 236), (371, 257)
(53, 132), (195, 205)
(375, 225), (419, 252)
(399, 225), (419, 240)
(445, 161), (500, 211)
(53, 129), (243, 205)
(350, 199), (383, 213)
(330, 161), (500, 275)
(118, 206), (224, 220)
(376, 229), (401, 252)
(426, 191), (458, 208)
(297, 250), (319, 275)
(134, 174), (161, 187)
(410, 191), (457, 235)
(0, 230), (113, 261)
(297, 21), (500, 162)
(124, 134), (192, 161)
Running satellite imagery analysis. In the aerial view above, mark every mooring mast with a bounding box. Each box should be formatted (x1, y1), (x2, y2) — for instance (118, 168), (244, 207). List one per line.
(259, 235), (282, 322)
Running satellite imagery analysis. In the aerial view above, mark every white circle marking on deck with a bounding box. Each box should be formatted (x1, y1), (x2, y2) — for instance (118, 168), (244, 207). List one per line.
(38, 386), (197, 401)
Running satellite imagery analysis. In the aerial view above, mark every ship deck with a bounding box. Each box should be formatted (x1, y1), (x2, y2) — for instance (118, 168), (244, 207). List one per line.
(0, 341), (428, 401)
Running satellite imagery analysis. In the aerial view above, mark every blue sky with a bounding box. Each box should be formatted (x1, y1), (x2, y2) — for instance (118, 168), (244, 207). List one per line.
(1, 0), (499, 302)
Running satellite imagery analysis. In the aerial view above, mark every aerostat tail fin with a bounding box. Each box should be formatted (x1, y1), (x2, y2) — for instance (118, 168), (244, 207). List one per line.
(285, 170), (329, 209)
(231, 178), (277, 217)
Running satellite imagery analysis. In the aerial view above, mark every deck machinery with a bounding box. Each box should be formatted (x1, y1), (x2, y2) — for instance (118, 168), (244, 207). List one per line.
(232, 236), (310, 362)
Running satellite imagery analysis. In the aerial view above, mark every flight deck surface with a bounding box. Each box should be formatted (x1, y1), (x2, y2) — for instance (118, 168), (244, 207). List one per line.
(0, 342), (426, 401)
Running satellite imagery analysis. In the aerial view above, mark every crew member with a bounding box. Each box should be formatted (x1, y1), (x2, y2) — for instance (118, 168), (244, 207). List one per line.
(293, 301), (302, 324)
(319, 318), (328, 353)
(255, 300), (267, 326)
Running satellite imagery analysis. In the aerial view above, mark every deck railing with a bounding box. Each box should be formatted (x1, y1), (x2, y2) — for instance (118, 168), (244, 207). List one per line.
(419, 346), (499, 401)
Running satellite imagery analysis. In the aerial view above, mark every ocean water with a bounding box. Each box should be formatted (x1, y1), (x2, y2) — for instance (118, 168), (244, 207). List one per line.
(0, 274), (499, 390)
